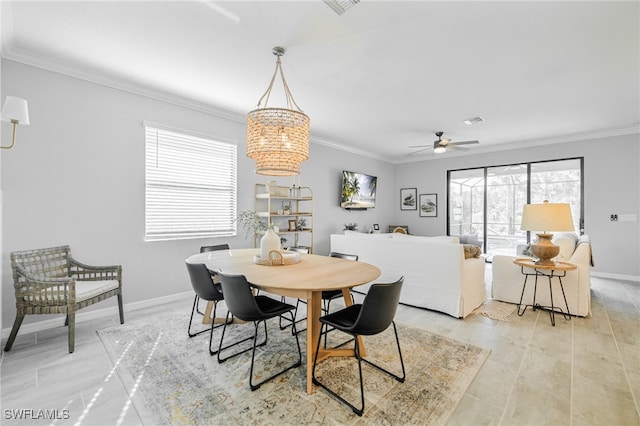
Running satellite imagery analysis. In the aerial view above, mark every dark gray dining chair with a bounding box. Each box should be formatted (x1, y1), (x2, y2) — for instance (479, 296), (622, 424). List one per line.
(312, 277), (405, 416)
(216, 272), (302, 391)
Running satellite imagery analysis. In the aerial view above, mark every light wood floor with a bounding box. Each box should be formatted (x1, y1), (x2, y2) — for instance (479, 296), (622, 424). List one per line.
(1, 272), (639, 425)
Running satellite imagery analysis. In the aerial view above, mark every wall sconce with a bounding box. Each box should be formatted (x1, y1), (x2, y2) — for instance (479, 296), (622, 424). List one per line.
(1, 96), (30, 150)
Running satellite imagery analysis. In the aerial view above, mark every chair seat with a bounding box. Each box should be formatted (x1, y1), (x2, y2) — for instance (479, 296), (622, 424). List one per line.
(320, 304), (361, 332)
(255, 296), (296, 318)
(321, 289), (343, 300)
(25, 279), (119, 303)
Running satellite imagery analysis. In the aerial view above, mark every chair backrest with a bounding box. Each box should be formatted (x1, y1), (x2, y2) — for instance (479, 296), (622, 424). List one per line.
(286, 246), (309, 254)
(200, 244), (230, 253)
(329, 251), (358, 261)
(352, 277), (404, 335)
(217, 272), (263, 321)
(185, 262), (224, 301)
(11, 245), (72, 280)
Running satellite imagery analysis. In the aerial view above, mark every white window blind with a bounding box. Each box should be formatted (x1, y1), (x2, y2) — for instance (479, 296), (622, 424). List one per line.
(145, 124), (237, 241)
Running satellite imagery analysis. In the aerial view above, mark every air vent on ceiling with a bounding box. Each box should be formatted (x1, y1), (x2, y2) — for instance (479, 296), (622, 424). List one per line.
(463, 116), (484, 125)
(323, 0), (361, 15)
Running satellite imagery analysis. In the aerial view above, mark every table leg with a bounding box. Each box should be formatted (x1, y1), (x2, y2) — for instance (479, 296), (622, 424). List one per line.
(341, 288), (366, 357)
(548, 276), (556, 326)
(517, 275), (530, 316)
(306, 291), (322, 395)
(558, 277), (572, 321)
(202, 301), (213, 324)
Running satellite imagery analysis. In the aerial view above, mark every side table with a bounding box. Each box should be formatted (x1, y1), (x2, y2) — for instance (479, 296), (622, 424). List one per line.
(513, 258), (577, 326)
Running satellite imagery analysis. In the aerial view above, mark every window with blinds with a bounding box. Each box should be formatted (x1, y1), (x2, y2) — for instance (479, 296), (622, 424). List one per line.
(144, 124), (237, 241)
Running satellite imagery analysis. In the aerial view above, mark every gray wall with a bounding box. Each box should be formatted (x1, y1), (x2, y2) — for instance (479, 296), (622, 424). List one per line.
(395, 135), (640, 278)
(2, 59), (639, 330)
(0, 60), (394, 328)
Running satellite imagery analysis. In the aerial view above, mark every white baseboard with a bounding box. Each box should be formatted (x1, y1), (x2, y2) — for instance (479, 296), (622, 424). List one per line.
(591, 271), (640, 283)
(1, 291), (193, 340)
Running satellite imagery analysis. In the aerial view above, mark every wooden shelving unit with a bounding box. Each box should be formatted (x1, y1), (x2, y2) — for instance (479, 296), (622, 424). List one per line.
(254, 183), (313, 253)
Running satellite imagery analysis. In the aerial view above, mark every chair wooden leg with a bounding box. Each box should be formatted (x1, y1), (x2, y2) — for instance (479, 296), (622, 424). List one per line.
(117, 293), (125, 324)
(67, 313), (76, 353)
(4, 315), (25, 352)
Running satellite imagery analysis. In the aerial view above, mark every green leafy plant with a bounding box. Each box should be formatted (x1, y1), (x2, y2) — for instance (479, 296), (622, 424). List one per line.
(236, 210), (275, 238)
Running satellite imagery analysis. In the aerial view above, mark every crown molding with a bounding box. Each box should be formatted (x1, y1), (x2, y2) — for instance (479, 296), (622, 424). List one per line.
(2, 47), (391, 163)
(309, 134), (391, 163)
(2, 46), (247, 124)
(3, 46), (637, 167)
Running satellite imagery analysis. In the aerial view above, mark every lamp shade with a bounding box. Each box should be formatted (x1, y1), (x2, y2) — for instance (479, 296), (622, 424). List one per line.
(1, 96), (30, 125)
(521, 201), (574, 232)
(246, 47), (310, 176)
(246, 107), (309, 176)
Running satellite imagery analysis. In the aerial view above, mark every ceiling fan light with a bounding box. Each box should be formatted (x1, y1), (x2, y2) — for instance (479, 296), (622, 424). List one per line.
(434, 146), (446, 154)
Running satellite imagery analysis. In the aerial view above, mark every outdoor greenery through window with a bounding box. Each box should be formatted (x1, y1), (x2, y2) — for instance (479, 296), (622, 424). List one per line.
(447, 158), (583, 257)
(144, 123), (237, 241)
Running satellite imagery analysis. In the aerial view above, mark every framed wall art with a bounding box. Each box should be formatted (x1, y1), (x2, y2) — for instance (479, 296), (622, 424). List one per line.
(419, 193), (437, 217)
(400, 188), (417, 210)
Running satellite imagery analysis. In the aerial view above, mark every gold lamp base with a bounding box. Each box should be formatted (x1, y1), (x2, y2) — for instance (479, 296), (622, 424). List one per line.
(530, 233), (559, 266)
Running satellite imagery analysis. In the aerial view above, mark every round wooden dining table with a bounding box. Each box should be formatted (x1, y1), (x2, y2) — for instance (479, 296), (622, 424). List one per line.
(186, 248), (381, 394)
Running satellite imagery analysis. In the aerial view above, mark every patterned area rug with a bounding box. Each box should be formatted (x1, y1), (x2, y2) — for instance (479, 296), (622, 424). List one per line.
(473, 299), (517, 321)
(97, 309), (489, 425)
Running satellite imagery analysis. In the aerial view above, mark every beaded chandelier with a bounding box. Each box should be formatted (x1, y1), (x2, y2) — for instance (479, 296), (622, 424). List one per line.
(246, 47), (310, 176)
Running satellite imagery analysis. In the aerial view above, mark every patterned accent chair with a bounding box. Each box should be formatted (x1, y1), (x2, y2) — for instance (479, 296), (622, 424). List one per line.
(5, 245), (124, 353)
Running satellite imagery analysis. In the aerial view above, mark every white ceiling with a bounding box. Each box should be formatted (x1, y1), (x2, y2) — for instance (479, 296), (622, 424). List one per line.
(2, 1), (639, 163)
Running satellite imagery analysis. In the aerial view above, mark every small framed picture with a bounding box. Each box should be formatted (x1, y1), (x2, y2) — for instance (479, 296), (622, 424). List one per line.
(288, 219), (297, 231)
(419, 193), (438, 217)
(373, 223), (380, 231)
(400, 188), (417, 210)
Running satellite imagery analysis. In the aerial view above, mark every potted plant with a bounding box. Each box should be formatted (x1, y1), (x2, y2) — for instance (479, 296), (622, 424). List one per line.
(236, 210), (280, 258)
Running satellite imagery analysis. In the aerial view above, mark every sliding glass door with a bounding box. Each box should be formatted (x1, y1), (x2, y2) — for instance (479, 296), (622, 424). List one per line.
(448, 158), (583, 257)
(486, 164), (528, 256)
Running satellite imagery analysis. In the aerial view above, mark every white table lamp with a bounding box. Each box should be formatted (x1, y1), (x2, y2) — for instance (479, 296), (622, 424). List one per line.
(521, 200), (575, 266)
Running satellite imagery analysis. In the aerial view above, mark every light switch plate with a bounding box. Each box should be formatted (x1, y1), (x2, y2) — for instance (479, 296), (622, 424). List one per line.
(618, 214), (638, 222)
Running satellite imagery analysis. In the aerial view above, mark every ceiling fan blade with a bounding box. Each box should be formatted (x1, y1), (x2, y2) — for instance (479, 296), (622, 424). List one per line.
(449, 140), (479, 146)
(447, 145), (470, 151)
(408, 145), (430, 148)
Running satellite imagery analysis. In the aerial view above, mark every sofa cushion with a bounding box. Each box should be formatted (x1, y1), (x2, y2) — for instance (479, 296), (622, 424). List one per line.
(391, 233), (460, 244)
(552, 232), (578, 260)
(463, 244), (482, 258)
(344, 230), (392, 238)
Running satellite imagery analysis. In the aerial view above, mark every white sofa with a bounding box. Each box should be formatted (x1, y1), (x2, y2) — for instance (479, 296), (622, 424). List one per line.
(491, 234), (592, 317)
(330, 232), (486, 318)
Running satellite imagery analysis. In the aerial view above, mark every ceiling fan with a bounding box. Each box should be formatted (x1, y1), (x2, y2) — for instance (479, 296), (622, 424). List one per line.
(408, 131), (479, 155)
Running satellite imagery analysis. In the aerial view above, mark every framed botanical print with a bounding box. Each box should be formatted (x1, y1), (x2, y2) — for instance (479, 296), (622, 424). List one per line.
(400, 188), (417, 210)
(419, 193), (437, 217)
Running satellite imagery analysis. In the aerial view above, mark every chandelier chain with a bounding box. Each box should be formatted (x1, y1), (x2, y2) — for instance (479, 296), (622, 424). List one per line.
(256, 57), (304, 113)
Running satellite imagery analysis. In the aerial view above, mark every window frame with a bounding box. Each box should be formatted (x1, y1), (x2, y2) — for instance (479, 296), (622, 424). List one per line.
(144, 122), (237, 242)
(447, 157), (584, 255)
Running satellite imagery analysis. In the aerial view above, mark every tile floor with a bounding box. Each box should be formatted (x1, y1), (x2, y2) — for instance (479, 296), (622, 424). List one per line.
(1, 272), (639, 425)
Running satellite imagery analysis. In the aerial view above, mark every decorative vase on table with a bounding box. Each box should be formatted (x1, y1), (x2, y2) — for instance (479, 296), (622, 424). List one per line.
(260, 228), (281, 259)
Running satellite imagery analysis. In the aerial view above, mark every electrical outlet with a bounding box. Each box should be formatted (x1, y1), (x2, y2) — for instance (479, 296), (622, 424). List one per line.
(610, 214), (618, 221)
